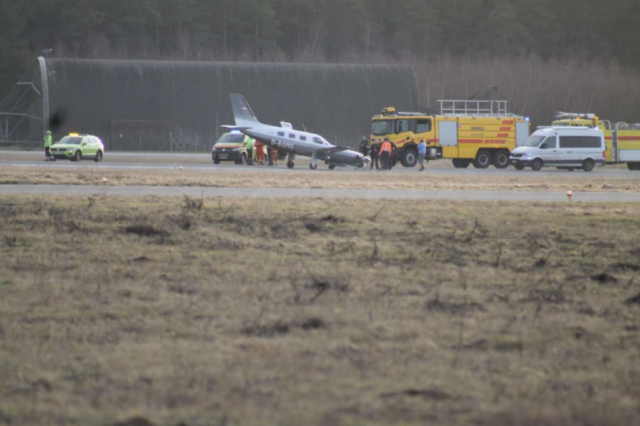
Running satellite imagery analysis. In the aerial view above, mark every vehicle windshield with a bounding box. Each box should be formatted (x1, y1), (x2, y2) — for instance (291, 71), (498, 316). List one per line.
(521, 135), (546, 147)
(55, 137), (82, 145)
(371, 120), (392, 136)
(217, 133), (244, 144)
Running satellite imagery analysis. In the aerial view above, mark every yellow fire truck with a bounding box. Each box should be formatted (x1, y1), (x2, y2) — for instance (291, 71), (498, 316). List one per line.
(552, 113), (640, 170)
(370, 100), (530, 168)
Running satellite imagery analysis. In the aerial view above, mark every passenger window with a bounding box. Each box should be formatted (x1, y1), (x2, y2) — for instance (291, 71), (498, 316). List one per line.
(395, 120), (410, 134)
(545, 137), (556, 149)
(300, 136), (307, 141)
(277, 132), (285, 137)
(289, 133), (295, 139)
(416, 120), (431, 133)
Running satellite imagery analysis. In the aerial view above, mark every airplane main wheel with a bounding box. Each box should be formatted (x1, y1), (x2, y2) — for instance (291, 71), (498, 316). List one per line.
(328, 165), (336, 170)
(287, 161), (295, 169)
(309, 163), (317, 170)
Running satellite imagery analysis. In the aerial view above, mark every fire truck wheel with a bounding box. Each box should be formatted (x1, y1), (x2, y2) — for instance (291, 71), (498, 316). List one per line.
(627, 162), (640, 171)
(401, 148), (418, 168)
(582, 159), (594, 172)
(531, 158), (543, 171)
(452, 159), (471, 168)
(473, 150), (491, 169)
(492, 150), (509, 169)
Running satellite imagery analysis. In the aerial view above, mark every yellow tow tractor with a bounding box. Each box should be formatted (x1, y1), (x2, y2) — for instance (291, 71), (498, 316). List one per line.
(371, 100), (530, 169)
(552, 112), (640, 171)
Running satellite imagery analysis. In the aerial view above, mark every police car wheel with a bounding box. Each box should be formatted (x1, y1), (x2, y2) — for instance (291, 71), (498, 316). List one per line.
(492, 151), (509, 169)
(531, 159), (543, 171)
(582, 159), (594, 172)
(213, 155), (220, 164)
(287, 161), (295, 169)
(94, 151), (103, 162)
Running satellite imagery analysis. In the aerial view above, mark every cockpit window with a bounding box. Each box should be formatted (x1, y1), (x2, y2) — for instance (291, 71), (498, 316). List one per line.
(313, 137), (324, 145)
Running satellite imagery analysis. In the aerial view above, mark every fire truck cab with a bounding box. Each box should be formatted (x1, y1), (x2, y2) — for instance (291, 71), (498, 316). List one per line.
(371, 100), (530, 169)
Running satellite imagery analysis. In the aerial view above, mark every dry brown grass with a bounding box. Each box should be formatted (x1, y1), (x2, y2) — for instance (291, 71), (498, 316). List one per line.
(1, 165), (640, 193)
(1, 195), (640, 426)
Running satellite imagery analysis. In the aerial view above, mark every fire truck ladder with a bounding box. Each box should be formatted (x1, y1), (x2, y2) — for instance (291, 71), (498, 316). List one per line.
(438, 100), (513, 117)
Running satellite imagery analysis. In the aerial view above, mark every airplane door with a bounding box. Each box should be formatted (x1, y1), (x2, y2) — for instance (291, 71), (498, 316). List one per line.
(438, 121), (458, 146)
(516, 122), (529, 146)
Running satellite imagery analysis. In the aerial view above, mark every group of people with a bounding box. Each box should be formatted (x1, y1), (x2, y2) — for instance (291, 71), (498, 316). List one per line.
(359, 137), (429, 171)
(359, 137), (396, 170)
(245, 139), (278, 166)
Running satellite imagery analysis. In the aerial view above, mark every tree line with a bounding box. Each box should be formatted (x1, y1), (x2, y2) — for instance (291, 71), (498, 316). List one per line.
(2, 0), (640, 123)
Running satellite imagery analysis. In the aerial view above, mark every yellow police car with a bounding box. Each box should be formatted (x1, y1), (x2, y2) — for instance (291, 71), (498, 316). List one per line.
(50, 133), (104, 162)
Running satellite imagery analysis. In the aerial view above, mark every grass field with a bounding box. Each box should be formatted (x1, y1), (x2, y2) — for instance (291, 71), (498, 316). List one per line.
(1, 195), (640, 426)
(2, 166), (640, 193)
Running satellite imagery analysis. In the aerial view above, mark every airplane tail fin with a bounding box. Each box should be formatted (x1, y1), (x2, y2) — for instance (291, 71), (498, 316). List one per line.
(230, 94), (260, 128)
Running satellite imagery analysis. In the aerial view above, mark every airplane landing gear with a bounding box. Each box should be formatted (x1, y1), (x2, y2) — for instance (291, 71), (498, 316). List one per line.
(328, 165), (336, 170)
(287, 153), (296, 169)
(287, 161), (295, 169)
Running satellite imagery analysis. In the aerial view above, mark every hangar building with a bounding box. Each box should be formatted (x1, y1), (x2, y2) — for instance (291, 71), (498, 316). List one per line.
(0, 58), (418, 151)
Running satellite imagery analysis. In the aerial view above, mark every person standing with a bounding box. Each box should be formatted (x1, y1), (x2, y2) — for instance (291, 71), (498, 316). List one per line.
(418, 139), (426, 171)
(44, 130), (53, 161)
(389, 141), (397, 169)
(255, 141), (265, 165)
(359, 136), (370, 157)
(370, 140), (380, 170)
(380, 138), (392, 170)
(267, 146), (273, 166)
(246, 137), (254, 165)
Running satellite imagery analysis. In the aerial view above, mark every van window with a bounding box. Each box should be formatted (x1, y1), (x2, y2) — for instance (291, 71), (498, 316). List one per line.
(559, 136), (601, 149)
(415, 119), (431, 133)
(544, 137), (556, 149)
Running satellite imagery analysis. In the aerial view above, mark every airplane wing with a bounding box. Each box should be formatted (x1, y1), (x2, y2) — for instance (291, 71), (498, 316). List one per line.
(315, 146), (351, 156)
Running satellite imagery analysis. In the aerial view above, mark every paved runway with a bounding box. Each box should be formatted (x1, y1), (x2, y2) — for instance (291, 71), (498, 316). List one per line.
(2, 184), (640, 202)
(1, 158), (639, 179)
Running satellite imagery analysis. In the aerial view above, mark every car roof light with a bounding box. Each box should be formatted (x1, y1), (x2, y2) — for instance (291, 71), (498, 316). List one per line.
(69, 132), (79, 136)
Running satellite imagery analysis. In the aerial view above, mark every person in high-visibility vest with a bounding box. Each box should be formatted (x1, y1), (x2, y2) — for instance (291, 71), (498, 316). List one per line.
(246, 137), (254, 165)
(44, 130), (53, 161)
(380, 138), (392, 170)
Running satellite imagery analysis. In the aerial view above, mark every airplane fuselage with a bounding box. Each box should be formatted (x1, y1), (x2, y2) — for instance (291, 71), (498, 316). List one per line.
(242, 124), (367, 167)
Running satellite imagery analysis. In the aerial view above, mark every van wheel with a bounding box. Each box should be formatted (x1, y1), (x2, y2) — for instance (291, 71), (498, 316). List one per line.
(452, 159), (470, 169)
(401, 148), (418, 168)
(515, 162), (525, 170)
(582, 159), (594, 172)
(213, 155), (220, 165)
(531, 158), (543, 171)
(473, 150), (491, 169)
(492, 150), (509, 169)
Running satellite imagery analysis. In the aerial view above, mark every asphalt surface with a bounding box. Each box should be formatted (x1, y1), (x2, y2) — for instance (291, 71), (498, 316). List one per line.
(1, 158), (639, 179)
(2, 184), (640, 202)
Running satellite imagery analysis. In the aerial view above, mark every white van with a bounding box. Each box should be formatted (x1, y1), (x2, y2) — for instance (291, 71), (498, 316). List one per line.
(510, 126), (605, 172)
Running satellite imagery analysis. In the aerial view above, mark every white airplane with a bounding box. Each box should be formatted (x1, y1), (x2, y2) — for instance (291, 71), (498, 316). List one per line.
(224, 94), (370, 170)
